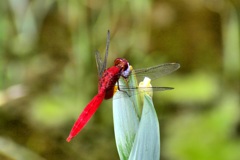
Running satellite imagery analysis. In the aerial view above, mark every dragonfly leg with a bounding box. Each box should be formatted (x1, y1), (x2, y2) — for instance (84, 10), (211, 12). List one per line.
(117, 81), (131, 97)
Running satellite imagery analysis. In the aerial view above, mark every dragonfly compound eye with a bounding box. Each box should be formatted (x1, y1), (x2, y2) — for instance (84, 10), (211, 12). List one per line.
(114, 58), (127, 69)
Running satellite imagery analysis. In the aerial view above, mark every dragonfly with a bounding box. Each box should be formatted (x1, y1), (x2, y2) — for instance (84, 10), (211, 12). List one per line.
(66, 31), (180, 142)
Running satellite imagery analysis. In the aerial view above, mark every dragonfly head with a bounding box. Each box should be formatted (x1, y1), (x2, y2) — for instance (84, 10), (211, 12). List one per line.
(114, 58), (132, 78)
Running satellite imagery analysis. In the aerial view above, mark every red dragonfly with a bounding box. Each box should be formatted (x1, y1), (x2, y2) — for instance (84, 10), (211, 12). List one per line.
(66, 31), (180, 142)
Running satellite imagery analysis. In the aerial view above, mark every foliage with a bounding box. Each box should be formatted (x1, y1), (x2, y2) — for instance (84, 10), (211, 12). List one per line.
(0, 0), (239, 159)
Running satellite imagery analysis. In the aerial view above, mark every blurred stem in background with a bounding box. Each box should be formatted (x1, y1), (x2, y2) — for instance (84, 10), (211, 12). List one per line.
(222, 1), (240, 86)
(0, 0), (240, 160)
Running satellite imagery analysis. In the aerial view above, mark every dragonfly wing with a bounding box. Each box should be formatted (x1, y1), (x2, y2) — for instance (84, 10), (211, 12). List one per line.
(95, 30), (111, 78)
(113, 86), (174, 99)
(95, 50), (104, 78)
(132, 63), (180, 81)
(102, 30), (110, 72)
(120, 86), (174, 92)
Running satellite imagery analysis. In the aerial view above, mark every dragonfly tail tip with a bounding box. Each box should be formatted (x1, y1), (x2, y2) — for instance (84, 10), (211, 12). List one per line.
(66, 136), (72, 142)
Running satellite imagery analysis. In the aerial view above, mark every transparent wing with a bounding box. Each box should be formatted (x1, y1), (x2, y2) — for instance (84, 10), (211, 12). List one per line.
(95, 50), (103, 78)
(113, 63), (180, 99)
(132, 63), (180, 82)
(113, 86), (174, 99)
(95, 30), (111, 78)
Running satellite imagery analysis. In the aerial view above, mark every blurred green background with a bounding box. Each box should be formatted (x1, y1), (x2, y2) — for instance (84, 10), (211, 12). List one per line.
(0, 0), (239, 160)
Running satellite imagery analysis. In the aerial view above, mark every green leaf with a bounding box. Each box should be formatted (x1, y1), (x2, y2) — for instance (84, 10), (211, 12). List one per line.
(113, 76), (160, 160)
(129, 95), (160, 160)
(113, 79), (139, 160)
